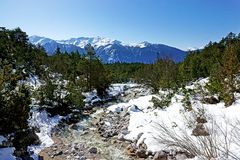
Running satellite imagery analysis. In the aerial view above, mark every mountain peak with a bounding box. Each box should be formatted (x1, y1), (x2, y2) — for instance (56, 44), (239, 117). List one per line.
(56, 36), (120, 48)
(29, 35), (55, 45)
(137, 41), (151, 48)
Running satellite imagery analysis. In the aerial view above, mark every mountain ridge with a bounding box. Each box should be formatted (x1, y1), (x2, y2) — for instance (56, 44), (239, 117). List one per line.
(29, 35), (186, 63)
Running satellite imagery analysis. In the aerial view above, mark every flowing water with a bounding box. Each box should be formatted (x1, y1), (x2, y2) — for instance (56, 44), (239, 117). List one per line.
(61, 111), (132, 160)
(57, 84), (151, 160)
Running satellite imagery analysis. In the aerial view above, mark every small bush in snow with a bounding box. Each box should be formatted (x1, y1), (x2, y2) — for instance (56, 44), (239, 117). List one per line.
(181, 90), (192, 111)
(152, 92), (174, 109)
(152, 96), (166, 109)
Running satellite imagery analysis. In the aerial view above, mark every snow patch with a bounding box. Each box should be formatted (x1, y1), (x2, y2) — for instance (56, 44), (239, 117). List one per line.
(0, 135), (7, 145)
(26, 75), (41, 90)
(0, 147), (15, 160)
(107, 78), (240, 159)
(28, 108), (64, 157)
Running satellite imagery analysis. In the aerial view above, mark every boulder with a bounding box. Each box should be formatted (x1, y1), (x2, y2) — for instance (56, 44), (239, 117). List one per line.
(89, 147), (98, 154)
(54, 150), (63, 156)
(153, 151), (167, 160)
(129, 105), (143, 112)
(126, 145), (136, 156)
(136, 149), (148, 158)
(175, 153), (188, 160)
(79, 156), (87, 160)
(203, 96), (220, 104)
(118, 133), (125, 141)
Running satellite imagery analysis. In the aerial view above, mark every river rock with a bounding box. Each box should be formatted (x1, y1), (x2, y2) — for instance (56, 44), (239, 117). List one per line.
(54, 150), (63, 156)
(137, 133), (144, 140)
(126, 144), (136, 156)
(175, 153), (188, 160)
(202, 96), (220, 104)
(79, 156), (87, 160)
(139, 141), (147, 150)
(153, 151), (167, 160)
(136, 149), (148, 158)
(97, 109), (130, 140)
(129, 105), (142, 112)
(89, 147), (98, 154)
(121, 129), (130, 135)
(118, 133), (125, 141)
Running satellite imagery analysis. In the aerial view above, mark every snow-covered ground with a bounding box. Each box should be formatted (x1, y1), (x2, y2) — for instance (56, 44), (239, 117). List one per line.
(2, 79), (240, 159)
(22, 76), (65, 159)
(0, 136), (15, 160)
(107, 78), (240, 159)
(28, 108), (65, 159)
(0, 147), (15, 160)
(0, 108), (64, 160)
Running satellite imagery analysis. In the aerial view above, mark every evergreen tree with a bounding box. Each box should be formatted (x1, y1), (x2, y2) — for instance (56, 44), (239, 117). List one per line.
(84, 44), (110, 95)
(221, 40), (240, 106)
(0, 28), (33, 133)
(85, 44), (97, 91)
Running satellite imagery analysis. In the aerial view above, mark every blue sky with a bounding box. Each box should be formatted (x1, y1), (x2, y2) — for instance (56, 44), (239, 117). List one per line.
(0, 0), (240, 50)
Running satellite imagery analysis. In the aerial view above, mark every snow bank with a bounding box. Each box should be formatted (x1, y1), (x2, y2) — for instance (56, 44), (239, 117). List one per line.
(0, 147), (15, 160)
(28, 108), (64, 157)
(107, 95), (153, 113)
(107, 78), (240, 159)
(111, 95), (186, 152)
(0, 136), (15, 160)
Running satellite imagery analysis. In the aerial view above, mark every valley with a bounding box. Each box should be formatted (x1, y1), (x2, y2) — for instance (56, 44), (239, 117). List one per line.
(1, 0), (240, 158)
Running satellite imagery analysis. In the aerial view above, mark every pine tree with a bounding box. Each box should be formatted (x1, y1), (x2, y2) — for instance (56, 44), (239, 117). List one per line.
(85, 44), (97, 91)
(0, 28), (38, 133)
(222, 41), (240, 106)
(84, 44), (110, 95)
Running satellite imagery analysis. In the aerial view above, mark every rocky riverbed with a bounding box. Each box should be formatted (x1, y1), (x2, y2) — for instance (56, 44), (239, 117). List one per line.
(34, 83), (193, 160)
(38, 84), (151, 160)
(38, 109), (132, 160)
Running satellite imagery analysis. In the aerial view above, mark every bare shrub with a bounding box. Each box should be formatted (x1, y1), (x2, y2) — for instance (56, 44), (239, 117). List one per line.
(152, 121), (218, 159)
(151, 116), (240, 160)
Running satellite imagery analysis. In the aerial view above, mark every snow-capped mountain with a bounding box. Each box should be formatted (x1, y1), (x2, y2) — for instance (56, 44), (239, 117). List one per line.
(29, 36), (186, 63)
